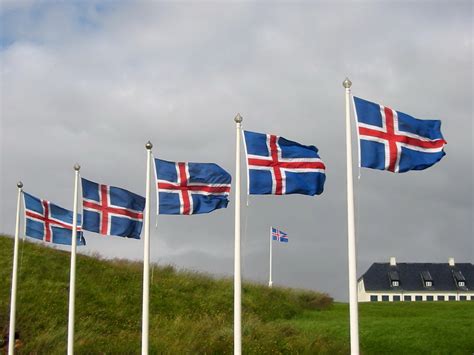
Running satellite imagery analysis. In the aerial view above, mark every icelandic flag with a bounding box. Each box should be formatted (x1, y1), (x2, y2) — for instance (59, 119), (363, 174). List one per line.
(23, 192), (86, 246)
(243, 130), (326, 195)
(353, 97), (446, 173)
(155, 158), (231, 215)
(81, 178), (145, 239)
(272, 227), (288, 243)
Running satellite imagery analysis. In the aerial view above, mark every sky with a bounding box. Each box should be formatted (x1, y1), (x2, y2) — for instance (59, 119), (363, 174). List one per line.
(1, 0), (472, 301)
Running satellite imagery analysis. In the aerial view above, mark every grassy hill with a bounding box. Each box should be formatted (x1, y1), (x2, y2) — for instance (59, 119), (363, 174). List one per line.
(1, 235), (473, 354)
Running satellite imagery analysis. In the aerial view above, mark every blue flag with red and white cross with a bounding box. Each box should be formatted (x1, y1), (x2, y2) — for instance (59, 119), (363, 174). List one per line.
(23, 192), (86, 246)
(353, 97), (446, 173)
(81, 178), (145, 239)
(243, 130), (326, 195)
(154, 158), (231, 215)
(272, 227), (288, 243)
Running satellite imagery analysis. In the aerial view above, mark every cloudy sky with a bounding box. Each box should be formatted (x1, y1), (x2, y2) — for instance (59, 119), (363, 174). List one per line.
(1, 1), (472, 300)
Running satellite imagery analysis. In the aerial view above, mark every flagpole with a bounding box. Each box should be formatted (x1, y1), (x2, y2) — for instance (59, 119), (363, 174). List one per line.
(234, 113), (243, 355)
(142, 141), (153, 355)
(67, 164), (80, 355)
(8, 181), (23, 355)
(268, 227), (273, 288)
(344, 78), (360, 355)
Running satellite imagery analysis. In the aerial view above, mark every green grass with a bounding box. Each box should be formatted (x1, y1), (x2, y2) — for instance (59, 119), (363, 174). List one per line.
(285, 302), (474, 354)
(1, 235), (473, 354)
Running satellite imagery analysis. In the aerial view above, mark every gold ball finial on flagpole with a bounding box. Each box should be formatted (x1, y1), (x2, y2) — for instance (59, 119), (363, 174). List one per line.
(343, 77), (352, 88)
(74, 163), (81, 171)
(17, 181), (23, 189)
(145, 141), (153, 150)
(234, 113), (243, 123)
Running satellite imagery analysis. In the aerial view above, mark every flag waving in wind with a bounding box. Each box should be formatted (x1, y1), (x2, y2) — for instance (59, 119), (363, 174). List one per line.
(271, 227), (288, 243)
(23, 192), (86, 246)
(81, 178), (145, 239)
(353, 97), (446, 173)
(243, 130), (326, 195)
(155, 158), (231, 215)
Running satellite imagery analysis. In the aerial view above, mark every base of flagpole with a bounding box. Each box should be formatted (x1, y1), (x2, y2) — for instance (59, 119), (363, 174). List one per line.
(268, 281), (273, 288)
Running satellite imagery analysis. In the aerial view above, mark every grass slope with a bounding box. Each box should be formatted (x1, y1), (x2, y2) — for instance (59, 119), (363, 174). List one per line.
(1, 235), (473, 354)
(0, 236), (334, 353)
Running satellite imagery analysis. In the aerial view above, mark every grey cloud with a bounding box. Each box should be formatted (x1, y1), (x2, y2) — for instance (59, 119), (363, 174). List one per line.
(1, 1), (472, 301)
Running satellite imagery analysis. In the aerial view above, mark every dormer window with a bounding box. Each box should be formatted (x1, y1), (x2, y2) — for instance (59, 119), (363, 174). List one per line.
(421, 271), (433, 288)
(453, 270), (466, 288)
(388, 271), (400, 288)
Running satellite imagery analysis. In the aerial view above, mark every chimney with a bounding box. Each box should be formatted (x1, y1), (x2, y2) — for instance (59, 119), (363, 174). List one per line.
(448, 257), (455, 266)
(390, 257), (396, 266)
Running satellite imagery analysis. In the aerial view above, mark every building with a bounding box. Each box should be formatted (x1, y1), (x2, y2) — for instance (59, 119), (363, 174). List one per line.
(358, 257), (474, 302)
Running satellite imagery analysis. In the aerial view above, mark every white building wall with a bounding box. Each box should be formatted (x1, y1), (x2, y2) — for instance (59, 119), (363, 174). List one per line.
(357, 279), (474, 302)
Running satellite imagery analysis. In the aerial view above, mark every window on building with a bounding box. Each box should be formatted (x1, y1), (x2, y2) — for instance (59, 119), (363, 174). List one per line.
(448, 295), (456, 301)
(421, 271), (433, 288)
(415, 295), (422, 301)
(393, 295), (400, 302)
(382, 295), (389, 302)
(453, 270), (466, 288)
(404, 295), (412, 301)
(389, 271), (400, 288)
(437, 296), (445, 301)
(426, 295), (434, 301)
(370, 295), (378, 302)
(460, 295), (467, 301)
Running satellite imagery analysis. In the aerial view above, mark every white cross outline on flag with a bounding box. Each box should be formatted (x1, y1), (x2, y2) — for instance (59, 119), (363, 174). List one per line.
(83, 184), (144, 235)
(272, 228), (281, 240)
(157, 162), (231, 215)
(24, 198), (82, 243)
(246, 134), (325, 195)
(355, 102), (446, 173)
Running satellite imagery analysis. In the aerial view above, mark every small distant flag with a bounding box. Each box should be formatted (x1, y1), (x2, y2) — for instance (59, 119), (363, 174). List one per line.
(353, 97), (446, 173)
(81, 178), (145, 239)
(271, 227), (288, 243)
(23, 192), (85, 246)
(243, 130), (326, 195)
(154, 158), (231, 215)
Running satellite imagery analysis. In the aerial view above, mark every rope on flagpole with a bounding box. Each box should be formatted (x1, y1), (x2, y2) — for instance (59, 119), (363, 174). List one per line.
(239, 124), (251, 282)
(241, 195), (250, 281)
(351, 93), (362, 180)
(350, 91), (362, 267)
(150, 152), (159, 229)
(18, 225), (26, 285)
(151, 263), (154, 285)
(241, 126), (250, 208)
(18, 190), (27, 283)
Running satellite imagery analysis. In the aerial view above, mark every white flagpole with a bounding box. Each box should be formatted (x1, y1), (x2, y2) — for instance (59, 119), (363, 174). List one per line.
(343, 78), (360, 355)
(67, 164), (80, 355)
(268, 227), (273, 288)
(142, 141), (153, 355)
(8, 181), (23, 355)
(234, 113), (243, 355)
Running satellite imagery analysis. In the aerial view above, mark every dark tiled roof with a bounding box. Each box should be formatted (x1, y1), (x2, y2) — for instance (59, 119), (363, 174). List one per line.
(360, 262), (474, 292)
